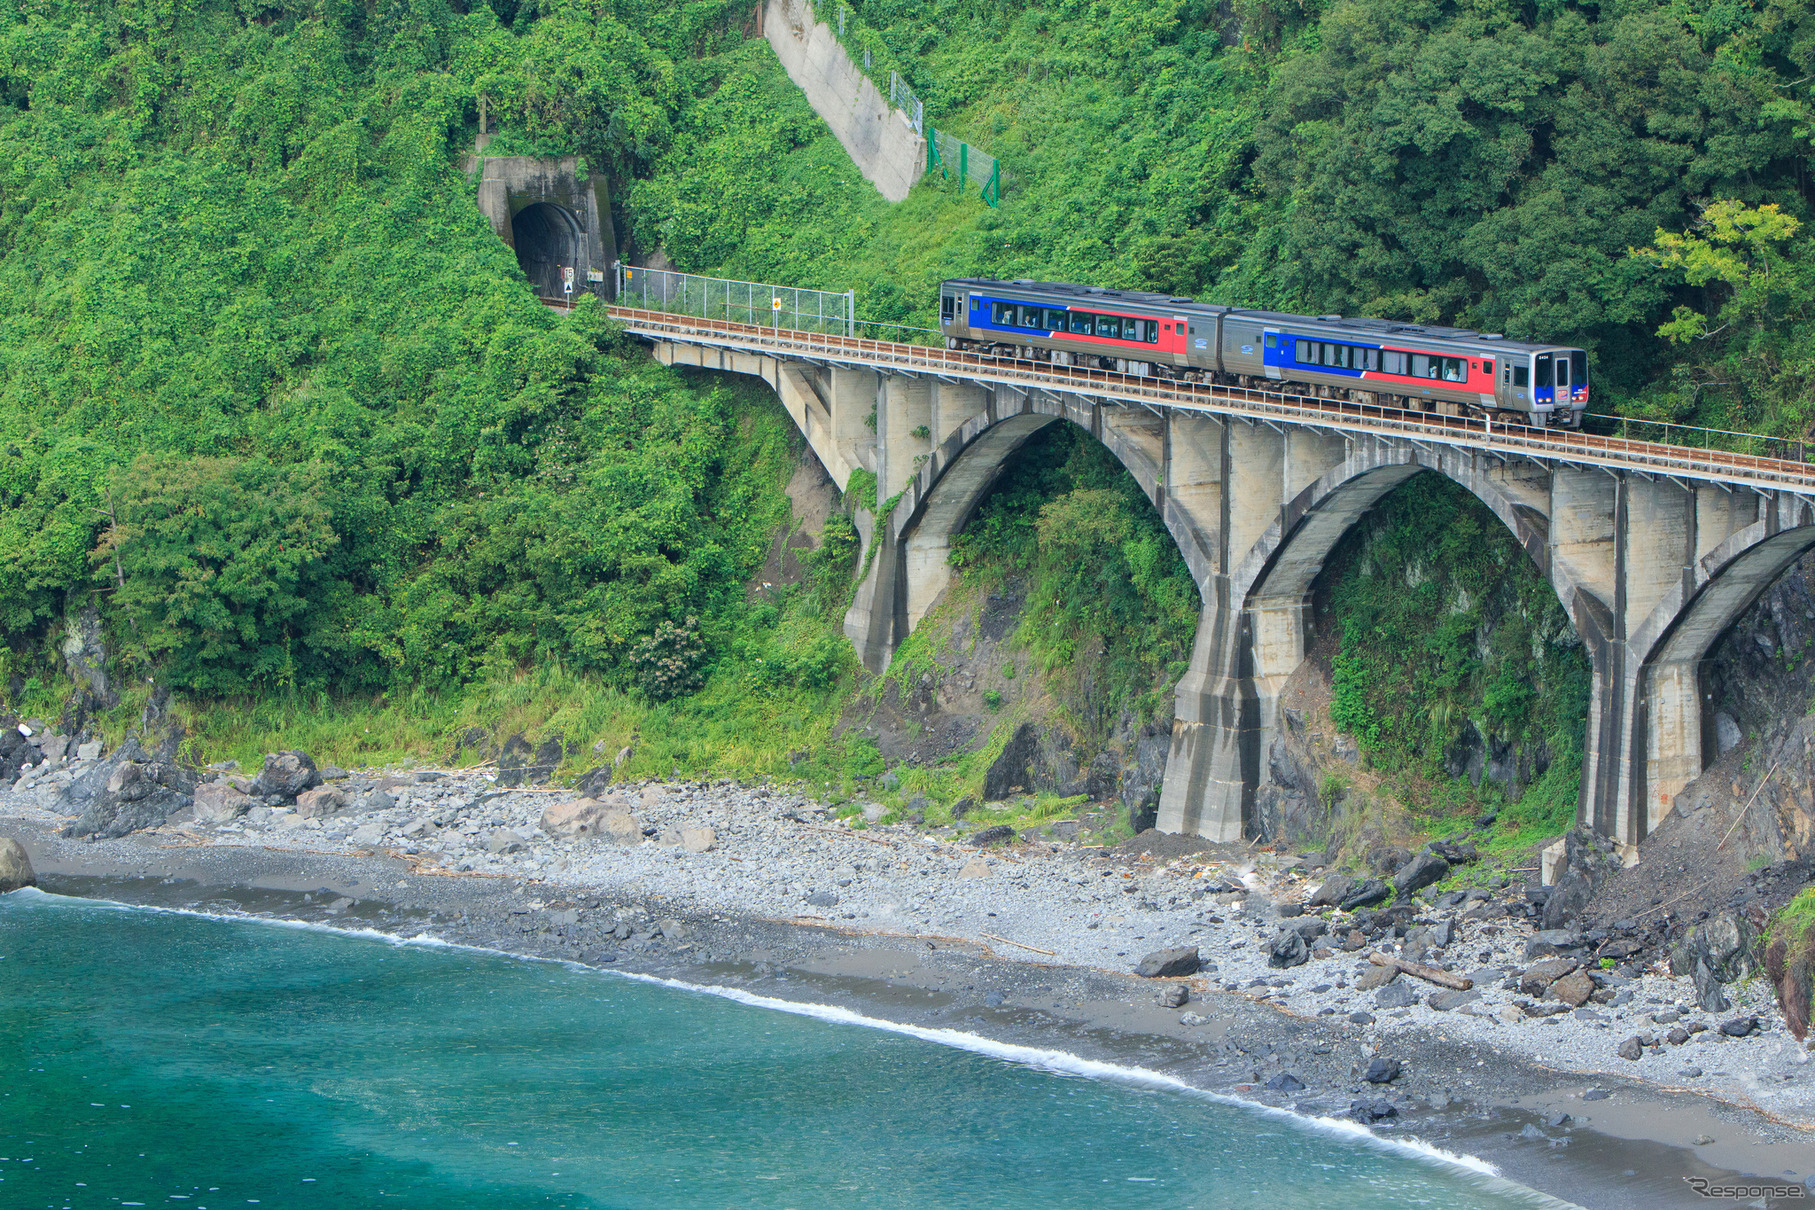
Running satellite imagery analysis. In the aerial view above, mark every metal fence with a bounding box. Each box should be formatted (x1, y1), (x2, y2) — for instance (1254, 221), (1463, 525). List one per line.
(890, 71), (923, 135)
(614, 264), (855, 336)
(927, 128), (1002, 206)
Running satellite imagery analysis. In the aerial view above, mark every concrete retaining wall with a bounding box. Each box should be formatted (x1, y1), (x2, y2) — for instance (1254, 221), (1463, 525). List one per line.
(762, 0), (925, 202)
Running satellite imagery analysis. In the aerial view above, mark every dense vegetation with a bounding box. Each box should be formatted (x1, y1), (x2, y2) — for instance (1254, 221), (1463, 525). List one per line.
(945, 424), (1200, 737)
(0, 0), (872, 772)
(0, 0), (1798, 803)
(1319, 475), (1591, 843)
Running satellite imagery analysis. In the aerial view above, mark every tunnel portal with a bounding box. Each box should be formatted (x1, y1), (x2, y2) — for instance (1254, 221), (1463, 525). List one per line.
(511, 202), (582, 301)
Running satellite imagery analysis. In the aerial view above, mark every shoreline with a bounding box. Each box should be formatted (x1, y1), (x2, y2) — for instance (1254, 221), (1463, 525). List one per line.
(7, 775), (1815, 1209)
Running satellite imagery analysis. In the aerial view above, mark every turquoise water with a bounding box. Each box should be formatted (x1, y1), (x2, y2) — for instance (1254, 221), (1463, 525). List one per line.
(1, 891), (1559, 1209)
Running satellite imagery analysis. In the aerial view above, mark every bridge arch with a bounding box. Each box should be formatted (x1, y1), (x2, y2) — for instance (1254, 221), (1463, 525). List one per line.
(1166, 444), (1609, 840)
(853, 388), (1207, 673)
(1623, 500), (1815, 837)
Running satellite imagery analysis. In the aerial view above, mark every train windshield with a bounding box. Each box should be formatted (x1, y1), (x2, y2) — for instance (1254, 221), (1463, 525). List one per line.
(1571, 350), (1587, 389)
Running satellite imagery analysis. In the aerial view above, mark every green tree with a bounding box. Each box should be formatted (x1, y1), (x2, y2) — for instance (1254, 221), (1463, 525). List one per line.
(101, 456), (337, 694)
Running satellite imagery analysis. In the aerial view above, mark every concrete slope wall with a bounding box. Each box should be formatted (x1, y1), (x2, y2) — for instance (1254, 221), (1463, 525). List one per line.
(763, 0), (925, 202)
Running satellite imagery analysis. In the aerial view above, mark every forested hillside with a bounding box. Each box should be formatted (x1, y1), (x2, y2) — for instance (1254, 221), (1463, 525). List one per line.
(0, 0), (1810, 800)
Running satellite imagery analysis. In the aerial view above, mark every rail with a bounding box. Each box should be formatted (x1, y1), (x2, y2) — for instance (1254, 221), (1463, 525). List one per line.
(603, 305), (1815, 495)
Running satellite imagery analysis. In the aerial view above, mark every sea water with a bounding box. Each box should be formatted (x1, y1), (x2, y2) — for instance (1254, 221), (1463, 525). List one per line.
(0, 891), (1565, 1209)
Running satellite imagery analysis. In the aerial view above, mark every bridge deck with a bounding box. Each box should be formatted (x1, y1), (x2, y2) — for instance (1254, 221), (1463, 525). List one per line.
(605, 305), (1815, 495)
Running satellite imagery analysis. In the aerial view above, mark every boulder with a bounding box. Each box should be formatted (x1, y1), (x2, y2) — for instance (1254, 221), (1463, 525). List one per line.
(1617, 1036), (1644, 1061)
(294, 787), (348, 819)
(970, 824), (1016, 847)
(192, 782), (251, 824)
(804, 890), (839, 908)
(1427, 839), (1478, 865)
(358, 790), (395, 813)
(541, 797), (612, 838)
(1429, 988), (1481, 1012)
(1356, 964), (1398, 992)
(1718, 1015), (1760, 1038)
(0, 837), (35, 892)
(1524, 930), (1581, 959)
(252, 751), (321, 802)
(1134, 946), (1201, 978)
(1519, 958), (1580, 997)
(1392, 852), (1450, 896)
(486, 829), (527, 854)
(1156, 983), (1189, 1009)
(1363, 1056), (1402, 1084)
(1265, 1072), (1305, 1092)
(1338, 878), (1391, 911)
(680, 826), (716, 854)
(1550, 971), (1597, 1007)
(1375, 982), (1419, 1009)
(1307, 874), (1354, 908)
(1669, 909), (1759, 984)
(1267, 930), (1309, 968)
(1350, 1099), (1397, 1123)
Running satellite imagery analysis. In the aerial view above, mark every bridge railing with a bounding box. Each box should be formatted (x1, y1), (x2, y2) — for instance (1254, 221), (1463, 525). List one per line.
(1590, 413), (1812, 465)
(614, 264), (856, 337)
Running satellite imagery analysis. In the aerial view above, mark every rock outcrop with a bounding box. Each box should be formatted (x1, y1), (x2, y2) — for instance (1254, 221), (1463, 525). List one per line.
(0, 836), (35, 892)
(59, 739), (196, 839)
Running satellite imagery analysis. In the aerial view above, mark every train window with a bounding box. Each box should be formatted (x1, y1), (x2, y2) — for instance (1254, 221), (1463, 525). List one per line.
(1118, 317), (1137, 341)
(941, 296), (954, 320)
(1296, 340), (1314, 363)
(1360, 348), (1378, 371)
(991, 301), (1010, 324)
(1411, 354), (1433, 378)
(1070, 312), (1094, 335)
(1382, 350), (1407, 375)
(1264, 334), (1277, 348)
(1143, 320), (1159, 343)
(1442, 357), (1466, 382)
(1535, 354), (1552, 388)
(1571, 350), (1587, 387)
(1015, 304), (1039, 328)
(1513, 364), (1529, 387)
(1045, 308), (1068, 330)
(1320, 343), (1337, 367)
(1096, 315), (1120, 339)
(1554, 358), (1570, 388)
(1482, 359), (1493, 377)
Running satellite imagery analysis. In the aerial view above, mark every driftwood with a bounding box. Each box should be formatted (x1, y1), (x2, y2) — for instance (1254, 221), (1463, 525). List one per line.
(982, 932), (1057, 956)
(1368, 950), (1473, 991)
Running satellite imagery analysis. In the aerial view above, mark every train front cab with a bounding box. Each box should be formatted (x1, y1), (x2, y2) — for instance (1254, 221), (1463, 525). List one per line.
(1499, 348), (1587, 427)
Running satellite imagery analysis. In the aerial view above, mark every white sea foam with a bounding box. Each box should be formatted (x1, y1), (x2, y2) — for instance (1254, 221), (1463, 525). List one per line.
(9, 888), (1576, 1206)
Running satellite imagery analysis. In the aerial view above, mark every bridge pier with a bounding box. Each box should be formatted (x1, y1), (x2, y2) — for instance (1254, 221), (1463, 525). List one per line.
(637, 324), (1815, 849)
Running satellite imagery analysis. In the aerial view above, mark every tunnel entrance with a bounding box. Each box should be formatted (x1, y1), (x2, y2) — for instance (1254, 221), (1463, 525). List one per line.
(511, 202), (582, 301)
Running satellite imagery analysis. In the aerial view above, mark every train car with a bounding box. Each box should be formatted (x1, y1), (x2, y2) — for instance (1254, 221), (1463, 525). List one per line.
(939, 279), (1587, 428)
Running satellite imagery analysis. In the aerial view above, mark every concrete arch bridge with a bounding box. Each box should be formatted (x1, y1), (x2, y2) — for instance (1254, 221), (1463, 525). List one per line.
(607, 293), (1815, 851)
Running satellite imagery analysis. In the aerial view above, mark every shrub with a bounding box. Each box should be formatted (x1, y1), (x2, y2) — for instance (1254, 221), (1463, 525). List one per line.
(626, 617), (707, 702)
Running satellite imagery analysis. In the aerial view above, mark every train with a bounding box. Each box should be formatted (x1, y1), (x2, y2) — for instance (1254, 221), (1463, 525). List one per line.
(938, 278), (1588, 428)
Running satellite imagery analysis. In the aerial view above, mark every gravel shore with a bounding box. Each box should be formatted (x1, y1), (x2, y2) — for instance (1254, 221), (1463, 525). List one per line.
(6, 762), (1814, 1208)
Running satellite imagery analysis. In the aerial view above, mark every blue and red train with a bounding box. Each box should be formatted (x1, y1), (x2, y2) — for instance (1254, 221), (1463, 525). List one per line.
(939, 278), (1588, 428)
